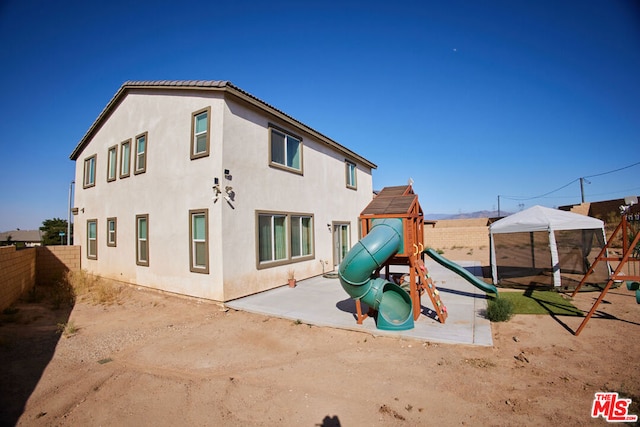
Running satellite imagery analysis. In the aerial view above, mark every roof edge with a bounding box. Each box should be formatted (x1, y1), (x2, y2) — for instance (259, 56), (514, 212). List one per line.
(69, 81), (377, 169)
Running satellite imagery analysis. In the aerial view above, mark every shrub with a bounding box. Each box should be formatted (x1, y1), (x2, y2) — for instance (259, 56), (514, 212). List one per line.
(50, 277), (76, 309)
(56, 320), (78, 336)
(486, 296), (514, 322)
(60, 270), (123, 305)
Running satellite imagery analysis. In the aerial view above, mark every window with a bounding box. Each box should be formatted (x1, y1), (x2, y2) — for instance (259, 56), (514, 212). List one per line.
(257, 211), (314, 268)
(107, 217), (117, 247)
(83, 155), (96, 188)
(345, 160), (357, 189)
(107, 146), (117, 182)
(189, 209), (209, 273)
(120, 139), (131, 178)
(87, 219), (97, 259)
(269, 126), (302, 172)
(291, 216), (313, 258)
(258, 214), (287, 263)
(136, 214), (149, 266)
(191, 107), (210, 160)
(134, 132), (147, 174)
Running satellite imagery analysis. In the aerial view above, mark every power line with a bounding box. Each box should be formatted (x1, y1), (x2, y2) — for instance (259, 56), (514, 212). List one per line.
(584, 160), (640, 179)
(499, 160), (640, 202)
(501, 178), (579, 201)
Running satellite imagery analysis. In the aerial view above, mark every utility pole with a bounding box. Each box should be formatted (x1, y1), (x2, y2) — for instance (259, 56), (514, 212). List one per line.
(497, 195), (501, 217)
(68, 180), (74, 245)
(579, 177), (590, 204)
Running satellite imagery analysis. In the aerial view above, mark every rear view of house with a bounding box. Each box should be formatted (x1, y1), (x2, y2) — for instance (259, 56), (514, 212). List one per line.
(70, 80), (376, 301)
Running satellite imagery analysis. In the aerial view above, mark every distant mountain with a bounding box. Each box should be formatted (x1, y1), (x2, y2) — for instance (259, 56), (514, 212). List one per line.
(424, 210), (510, 220)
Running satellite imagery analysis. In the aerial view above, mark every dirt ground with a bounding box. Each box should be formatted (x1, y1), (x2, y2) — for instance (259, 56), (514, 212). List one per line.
(1, 246), (639, 426)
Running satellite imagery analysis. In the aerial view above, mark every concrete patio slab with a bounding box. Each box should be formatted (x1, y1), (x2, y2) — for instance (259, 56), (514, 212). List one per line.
(226, 259), (494, 346)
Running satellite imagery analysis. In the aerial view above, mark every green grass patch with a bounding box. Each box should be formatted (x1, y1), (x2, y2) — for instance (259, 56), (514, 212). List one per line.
(498, 289), (583, 316)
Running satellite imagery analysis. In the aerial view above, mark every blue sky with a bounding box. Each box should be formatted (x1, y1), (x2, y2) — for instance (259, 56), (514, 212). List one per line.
(1, 0), (639, 230)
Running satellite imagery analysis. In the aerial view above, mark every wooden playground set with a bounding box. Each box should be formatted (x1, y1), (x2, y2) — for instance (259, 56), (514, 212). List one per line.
(571, 199), (640, 335)
(354, 185), (448, 325)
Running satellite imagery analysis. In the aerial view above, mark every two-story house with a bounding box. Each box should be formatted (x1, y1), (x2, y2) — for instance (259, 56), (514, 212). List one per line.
(70, 80), (376, 302)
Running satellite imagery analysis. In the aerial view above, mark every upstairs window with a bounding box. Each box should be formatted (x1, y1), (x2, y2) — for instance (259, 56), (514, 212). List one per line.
(107, 145), (117, 182)
(134, 132), (147, 175)
(345, 160), (357, 189)
(269, 127), (302, 173)
(83, 155), (96, 188)
(191, 107), (210, 160)
(120, 139), (131, 178)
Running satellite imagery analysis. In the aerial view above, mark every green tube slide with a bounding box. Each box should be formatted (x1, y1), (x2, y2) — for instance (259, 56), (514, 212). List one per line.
(338, 218), (414, 330)
(424, 248), (498, 295)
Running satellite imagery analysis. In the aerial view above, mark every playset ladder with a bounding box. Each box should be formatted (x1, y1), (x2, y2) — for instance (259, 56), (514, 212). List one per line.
(410, 256), (448, 323)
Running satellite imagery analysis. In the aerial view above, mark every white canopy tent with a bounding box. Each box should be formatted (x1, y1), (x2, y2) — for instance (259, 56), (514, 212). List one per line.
(490, 205), (607, 287)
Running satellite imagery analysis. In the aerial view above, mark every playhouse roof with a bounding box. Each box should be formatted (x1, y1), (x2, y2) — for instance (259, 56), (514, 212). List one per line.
(361, 185), (421, 216)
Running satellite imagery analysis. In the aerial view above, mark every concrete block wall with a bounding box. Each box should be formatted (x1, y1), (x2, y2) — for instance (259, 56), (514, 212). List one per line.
(0, 245), (81, 311)
(36, 246), (81, 286)
(0, 246), (36, 311)
(424, 224), (490, 249)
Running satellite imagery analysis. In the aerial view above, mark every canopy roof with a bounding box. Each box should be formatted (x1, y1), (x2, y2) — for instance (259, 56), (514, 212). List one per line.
(490, 205), (604, 234)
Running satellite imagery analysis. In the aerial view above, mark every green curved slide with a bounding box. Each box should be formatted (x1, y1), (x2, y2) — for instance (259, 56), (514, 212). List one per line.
(338, 218), (414, 330)
(424, 248), (498, 295)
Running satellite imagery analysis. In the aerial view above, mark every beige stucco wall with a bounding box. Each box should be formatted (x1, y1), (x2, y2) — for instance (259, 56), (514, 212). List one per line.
(219, 98), (372, 300)
(74, 89), (373, 302)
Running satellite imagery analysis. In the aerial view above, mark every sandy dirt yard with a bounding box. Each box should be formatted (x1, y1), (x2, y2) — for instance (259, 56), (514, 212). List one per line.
(1, 248), (639, 426)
